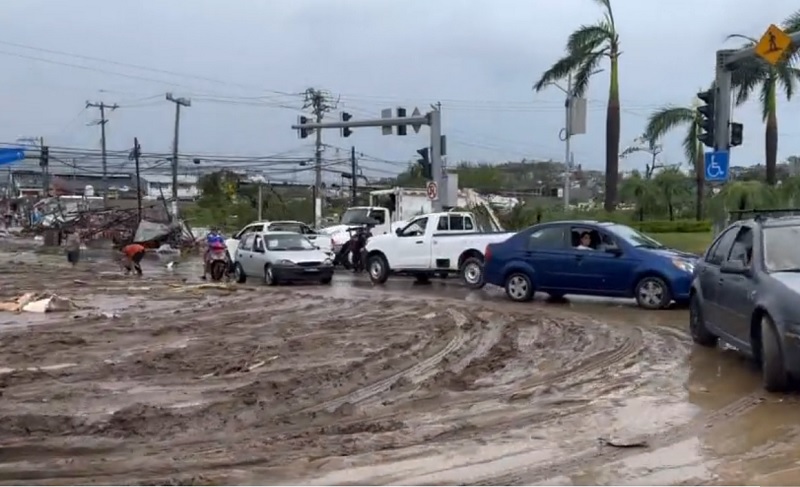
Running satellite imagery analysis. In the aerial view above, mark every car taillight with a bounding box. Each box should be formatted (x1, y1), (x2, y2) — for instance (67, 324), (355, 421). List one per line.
(485, 245), (492, 261)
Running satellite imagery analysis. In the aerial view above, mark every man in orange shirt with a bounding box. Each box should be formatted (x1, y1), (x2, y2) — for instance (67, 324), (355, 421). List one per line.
(119, 242), (146, 276)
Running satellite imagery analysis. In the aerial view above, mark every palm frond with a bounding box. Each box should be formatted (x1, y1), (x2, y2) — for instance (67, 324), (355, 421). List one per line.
(776, 63), (800, 101)
(643, 106), (694, 144)
(783, 9), (800, 33)
(566, 24), (611, 53)
(571, 49), (607, 97)
(729, 54), (769, 105)
(532, 53), (584, 92)
(591, 0), (615, 27)
(725, 34), (757, 44)
(682, 124), (701, 171)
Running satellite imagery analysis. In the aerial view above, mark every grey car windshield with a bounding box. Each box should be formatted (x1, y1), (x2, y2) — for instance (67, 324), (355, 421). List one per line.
(608, 224), (665, 248)
(265, 234), (314, 251)
(764, 226), (800, 272)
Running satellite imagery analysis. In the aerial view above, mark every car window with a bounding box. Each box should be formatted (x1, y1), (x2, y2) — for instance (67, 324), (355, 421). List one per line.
(239, 233), (255, 251)
(528, 226), (567, 249)
(253, 235), (265, 252)
(302, 225), (316, 235)
(464, 216), (474, 230)
(368, 210), (386, 225)
(268, 222), (303, 233)
(705, 227), (739, 265)
(437, 216), (449, 231)
(727, 226), (753, 265)
(400, 217), (428, 237)
(266, 234), (315, 251)
(763, 225), (800, 272)
(570, 227), (600, 250)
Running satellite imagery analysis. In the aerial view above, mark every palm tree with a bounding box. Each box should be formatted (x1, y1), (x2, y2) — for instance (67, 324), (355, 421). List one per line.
(533, 0), (620, 212)
(643, 102), (705, 220)
(725, 31), (800, 186)
(619, 170), (657, 221)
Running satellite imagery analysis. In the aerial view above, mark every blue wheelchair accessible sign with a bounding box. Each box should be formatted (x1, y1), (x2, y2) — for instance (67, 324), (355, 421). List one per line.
(704, 151), (730, 183)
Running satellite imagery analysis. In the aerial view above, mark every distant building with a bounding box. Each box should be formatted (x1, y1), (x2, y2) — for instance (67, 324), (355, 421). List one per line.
(7, 170), (136, 198)
(139, 174), (199, 200)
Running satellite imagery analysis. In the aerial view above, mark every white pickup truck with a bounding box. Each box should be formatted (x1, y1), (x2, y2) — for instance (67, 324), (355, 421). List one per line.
(364, 211), (513, 288)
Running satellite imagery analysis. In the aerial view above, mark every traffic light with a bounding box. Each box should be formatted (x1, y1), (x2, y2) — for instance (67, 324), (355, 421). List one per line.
(39, 146), (49, 168)
(396, 107), (407, 136)
(341, 112), (352, 137)
(730, 122), (743, 147)
(416, 147), (431, 179)
(298, 115), (310, 139)
(696, 89), (715, 148)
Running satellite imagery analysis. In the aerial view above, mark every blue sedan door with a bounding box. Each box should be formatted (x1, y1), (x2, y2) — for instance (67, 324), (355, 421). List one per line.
(567, 226), (638, 295)
(520, 224), (577, 291)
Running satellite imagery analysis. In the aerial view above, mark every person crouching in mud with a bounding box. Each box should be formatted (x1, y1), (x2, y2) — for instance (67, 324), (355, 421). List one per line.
(117, 242), (146, 276)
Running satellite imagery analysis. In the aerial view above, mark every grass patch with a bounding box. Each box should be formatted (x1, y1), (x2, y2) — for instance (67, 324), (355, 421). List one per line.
(648, 232), (712, 255)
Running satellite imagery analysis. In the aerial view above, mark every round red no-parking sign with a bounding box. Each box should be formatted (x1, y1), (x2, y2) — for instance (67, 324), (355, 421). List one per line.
(426, 181), (438, 200)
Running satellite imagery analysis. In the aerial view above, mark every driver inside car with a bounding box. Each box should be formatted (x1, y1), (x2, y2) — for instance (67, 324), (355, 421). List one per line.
(576, 232), (594, 250)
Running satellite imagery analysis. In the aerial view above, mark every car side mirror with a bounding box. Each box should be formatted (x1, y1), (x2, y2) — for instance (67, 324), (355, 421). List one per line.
(720, 260), (748, 275)
(605, 247), (623, 256)
(395, 228), (402, 236)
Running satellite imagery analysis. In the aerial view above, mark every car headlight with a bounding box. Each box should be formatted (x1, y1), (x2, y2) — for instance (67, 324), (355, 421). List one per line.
(672, 259), (695, 274)
(323, 258), (333, 265)
(276, 259), (296, 265)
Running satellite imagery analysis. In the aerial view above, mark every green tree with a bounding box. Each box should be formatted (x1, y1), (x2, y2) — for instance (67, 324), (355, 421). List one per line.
(726, 27), (800, 186)
(653, 167), (690, 221)
(533, 0), (620, 213)
(644, 103), (705, 220)
(619, 170), (657, 221)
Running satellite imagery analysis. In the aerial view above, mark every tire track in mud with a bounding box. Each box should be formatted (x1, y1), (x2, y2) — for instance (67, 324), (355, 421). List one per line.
(508, 326), (645, 401)
(296, 309), (470, 414)
(475, 391), (767, 486)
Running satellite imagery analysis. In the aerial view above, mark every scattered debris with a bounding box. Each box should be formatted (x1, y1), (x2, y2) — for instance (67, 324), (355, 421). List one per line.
(0, 292), (86, 313)
(597, 435), (649, 448)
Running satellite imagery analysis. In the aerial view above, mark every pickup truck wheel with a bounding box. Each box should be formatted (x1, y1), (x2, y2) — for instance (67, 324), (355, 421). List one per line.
(368, 254), (389, 284)
(234, 263), (246, 284)
(460, 257), (485, 289)
(505, 272), (533, 302)
(761, 315), (789, 392)
(634, 276), (671, 310)
(689, 294), (717, 347)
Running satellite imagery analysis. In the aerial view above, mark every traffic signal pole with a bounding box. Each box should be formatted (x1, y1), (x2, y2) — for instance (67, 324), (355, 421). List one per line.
(712, 30), (800, 152)
(291, 109), (446, 211)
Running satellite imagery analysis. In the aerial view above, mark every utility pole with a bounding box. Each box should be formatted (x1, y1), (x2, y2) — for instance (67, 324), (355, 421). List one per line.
(350, 146), (358, 205)
(563, 74), (572, 210)
(39, 137), (48, 197)
(166, 93), (191, 223)
(257, 181), (263, 221)
(86, 101), (118, 207)
(302, 88), (335, 227)
(132, 137), (142, 223)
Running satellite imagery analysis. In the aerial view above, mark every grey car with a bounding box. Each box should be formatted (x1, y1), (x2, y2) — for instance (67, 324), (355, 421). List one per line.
(233, 231), (334, 285)
(690, 214), (800, 392)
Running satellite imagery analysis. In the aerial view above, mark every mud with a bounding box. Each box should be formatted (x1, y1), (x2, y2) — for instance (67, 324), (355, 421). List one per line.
(0, 246), (798, 485)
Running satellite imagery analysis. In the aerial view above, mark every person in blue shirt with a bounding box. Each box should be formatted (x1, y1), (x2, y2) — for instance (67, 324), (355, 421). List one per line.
(201, 227), (227, 280)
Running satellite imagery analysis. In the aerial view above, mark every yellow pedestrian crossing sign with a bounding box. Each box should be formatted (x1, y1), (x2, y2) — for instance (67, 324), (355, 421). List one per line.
(755, 24), (793, 65)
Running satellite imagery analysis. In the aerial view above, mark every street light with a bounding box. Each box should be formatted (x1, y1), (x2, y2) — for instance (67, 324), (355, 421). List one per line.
(540, 68), (604, 209)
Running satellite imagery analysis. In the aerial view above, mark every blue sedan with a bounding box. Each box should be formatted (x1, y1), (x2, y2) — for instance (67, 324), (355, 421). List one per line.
(483, 221), (699, 309)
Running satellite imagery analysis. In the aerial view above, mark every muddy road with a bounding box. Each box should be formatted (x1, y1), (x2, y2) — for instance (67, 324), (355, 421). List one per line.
(0, 250), (798, 485)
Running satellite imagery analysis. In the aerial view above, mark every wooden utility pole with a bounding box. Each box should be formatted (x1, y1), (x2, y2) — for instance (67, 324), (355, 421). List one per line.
(350, 146), (358, 206)
(166, 93), (191, 222)
(85, 101), (118, 207)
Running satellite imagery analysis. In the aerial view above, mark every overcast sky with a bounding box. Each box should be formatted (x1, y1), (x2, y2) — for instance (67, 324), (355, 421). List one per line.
(1, 0), (799, 183)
